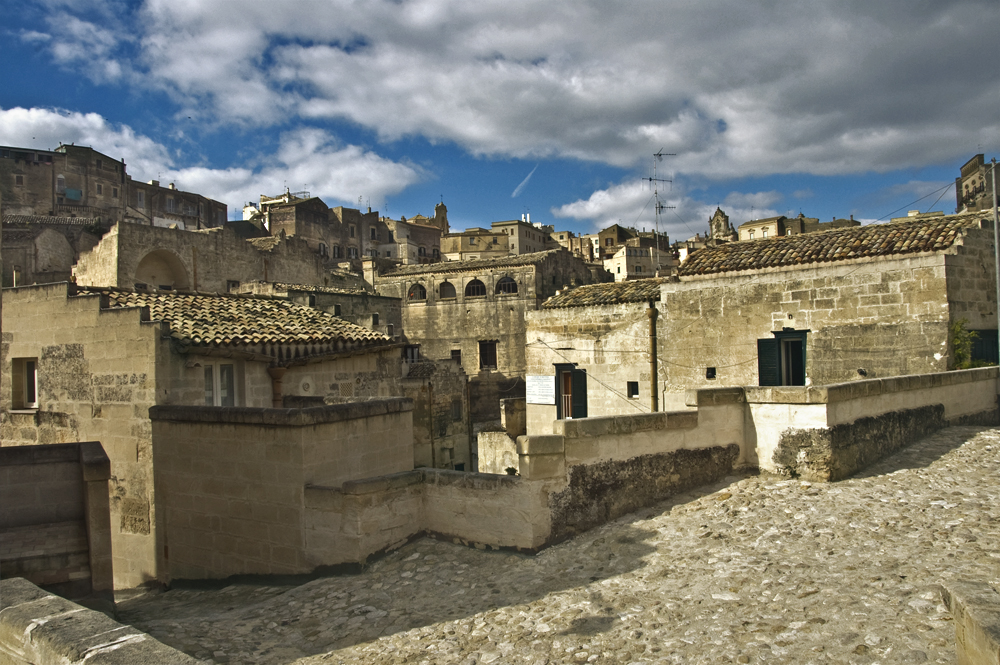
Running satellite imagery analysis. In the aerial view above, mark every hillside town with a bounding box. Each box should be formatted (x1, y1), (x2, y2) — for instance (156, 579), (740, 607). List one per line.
(2, 143), (999, 663)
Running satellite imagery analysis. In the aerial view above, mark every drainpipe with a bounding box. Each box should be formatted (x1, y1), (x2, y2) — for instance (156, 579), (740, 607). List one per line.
(267, 366), (286, 408)
(992, 158), (999, 364)
(648, 300), (659, 412)
(428, 381), (436, 468)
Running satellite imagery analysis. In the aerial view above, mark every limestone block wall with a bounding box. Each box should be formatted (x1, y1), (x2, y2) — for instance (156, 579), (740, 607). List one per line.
(149, 400), (414, 581)
(73, 222), (328, 292)
(659, 251), (966, 398)
(2, 283), (163, 590)
(402, 360), (471, 469)
(944, 224), (998, 330)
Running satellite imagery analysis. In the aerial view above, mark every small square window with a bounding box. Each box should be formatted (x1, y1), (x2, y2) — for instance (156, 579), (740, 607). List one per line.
(226, 280), (240, 292)
(627, 381), (639, 398)
(14, 175), (24, 186)
(203, 362), (238, 406)
(706, 367), (717, 380)
(451, 349), (462, 364)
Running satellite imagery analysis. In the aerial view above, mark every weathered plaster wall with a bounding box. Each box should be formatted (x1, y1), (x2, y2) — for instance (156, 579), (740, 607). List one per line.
(401, 361), (471, 469)
(1, 284), (163, 589)
(149, 400), (414, 581)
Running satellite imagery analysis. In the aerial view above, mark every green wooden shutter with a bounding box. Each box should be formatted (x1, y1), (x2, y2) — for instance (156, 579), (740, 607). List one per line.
(757, 338), (780, 386)
(571, 369), (588, 419)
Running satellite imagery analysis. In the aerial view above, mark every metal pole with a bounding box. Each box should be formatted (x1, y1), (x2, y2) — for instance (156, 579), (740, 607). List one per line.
(647, 301), (658, 412)
(992, 158), (999, 363)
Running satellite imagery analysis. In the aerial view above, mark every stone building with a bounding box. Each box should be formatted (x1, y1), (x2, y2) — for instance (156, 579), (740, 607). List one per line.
(380, 202), (448, 264)
(1, 215), (105, 286)
(72, 221), (330, 293)
(0, 144), (225, 228)
(1, 282), (400, 589)
(955, 153), (998, 213)
(440, 228), (510, 261)
(737, 213), (859, 241)
(526, 211), (998, 420)
(400, 360), (471, 470)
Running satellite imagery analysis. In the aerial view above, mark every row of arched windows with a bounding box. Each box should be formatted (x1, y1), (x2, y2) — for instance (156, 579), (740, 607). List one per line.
(407, 277), (518, 301)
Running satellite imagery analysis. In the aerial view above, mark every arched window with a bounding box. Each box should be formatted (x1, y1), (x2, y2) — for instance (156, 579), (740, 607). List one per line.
(496, 276), (518, 295)
(408, 283), (427, 301)
(465, 279), (486, 297)
(439, 281), (456, 299)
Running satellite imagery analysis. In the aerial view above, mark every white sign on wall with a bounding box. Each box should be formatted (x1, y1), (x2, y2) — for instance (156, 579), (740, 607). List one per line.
(526, 375), (556, 405)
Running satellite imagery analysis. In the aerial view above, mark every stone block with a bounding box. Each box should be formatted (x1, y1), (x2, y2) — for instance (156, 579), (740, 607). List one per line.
(943, 580), (1000, 665)
(516, 435), (564, 456)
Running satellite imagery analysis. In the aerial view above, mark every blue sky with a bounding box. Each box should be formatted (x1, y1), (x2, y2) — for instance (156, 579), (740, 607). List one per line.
(2, 0), (998, 238)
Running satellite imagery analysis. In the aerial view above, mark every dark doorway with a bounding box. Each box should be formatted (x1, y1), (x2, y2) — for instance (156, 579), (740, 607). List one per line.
(757, 329), (809, 386)
(555, 363), (587, 419)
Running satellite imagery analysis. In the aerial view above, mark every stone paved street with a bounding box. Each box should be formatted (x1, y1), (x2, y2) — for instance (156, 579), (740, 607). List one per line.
(118, 426), (1000, 664)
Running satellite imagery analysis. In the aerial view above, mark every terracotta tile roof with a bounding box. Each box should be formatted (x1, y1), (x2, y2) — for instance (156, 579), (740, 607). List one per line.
(271, 282), (368, 295)
(385, 249), (560, 276)
(75, 286), (390, 348)
(542, 277), (668, 309)
(679, 213), (985, 277)
(3, 214), (100, 226)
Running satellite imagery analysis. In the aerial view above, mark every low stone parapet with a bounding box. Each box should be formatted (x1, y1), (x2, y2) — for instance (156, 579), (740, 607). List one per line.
(0, 577), (198, 664)
(943, 580), (1000, 665)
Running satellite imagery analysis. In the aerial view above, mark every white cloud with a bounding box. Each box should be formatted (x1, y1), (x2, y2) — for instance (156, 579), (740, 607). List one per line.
(0, 107), (424, 215)
(552, 179), (781, 239)
(23, 0), (1000, 178)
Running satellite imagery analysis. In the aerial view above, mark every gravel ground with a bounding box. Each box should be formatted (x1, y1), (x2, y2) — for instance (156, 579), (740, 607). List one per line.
(118, 425), (1000, 664)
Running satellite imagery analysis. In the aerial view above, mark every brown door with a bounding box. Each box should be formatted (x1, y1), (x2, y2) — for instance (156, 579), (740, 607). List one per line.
(561, 371), (573, 419)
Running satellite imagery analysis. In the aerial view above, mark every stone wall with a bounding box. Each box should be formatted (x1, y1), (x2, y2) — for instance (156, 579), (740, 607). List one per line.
(149, 400), (414, 581)
(943, 580), (1000, 665)
(0, 441), (113, 598)
(2, 218), (106, 286)
(73, 222), (328, 292)
(401, 360), (471, 469)
(2, 283), (164, 590)
(747, 366), (1000, 480)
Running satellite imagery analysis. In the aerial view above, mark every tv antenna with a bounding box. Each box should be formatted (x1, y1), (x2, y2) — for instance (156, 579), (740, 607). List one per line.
(643, 149), (675, 271)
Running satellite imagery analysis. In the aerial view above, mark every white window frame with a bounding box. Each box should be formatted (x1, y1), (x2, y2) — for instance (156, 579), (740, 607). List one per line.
(202, 360), (241, 406)
(12, 358), (39, 409)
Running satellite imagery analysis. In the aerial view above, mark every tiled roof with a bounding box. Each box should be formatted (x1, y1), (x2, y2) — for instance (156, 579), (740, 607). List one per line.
(75, 286), (390, 348)
(542, 277), (668, 309)
(271, 282), (368, 295)
(3, 215), (100, 226)
(385, 249), (561, 276)
(679, 214), (985, 277)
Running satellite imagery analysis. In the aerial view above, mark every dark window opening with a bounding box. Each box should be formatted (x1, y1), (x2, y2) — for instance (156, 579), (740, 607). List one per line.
(479, 341), (497, 370)
(451, 399), (463, 422)
(706, 367), (717, 380)
(226, 280), (240, 293)
(404, 346), (420, 363)
(465, 279), (486, 297)
(453, 463), (465, 472)
(757, 329), (808, 386)
(439, 281), (456, 299)
(555, 363), (587, 419)
(496, 276), (518, 294)
(334, 304), (342, 316)
(372, 313), (379, 326)
(971, 330), (999, 365)
(408, 283), (427, 300)
(386, 324), (394, 337)
(451, 349), (462, 364)
(627, 381), (639, 398)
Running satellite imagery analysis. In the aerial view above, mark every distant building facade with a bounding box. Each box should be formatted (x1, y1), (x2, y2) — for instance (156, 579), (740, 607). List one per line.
(956, 154), (997, 213)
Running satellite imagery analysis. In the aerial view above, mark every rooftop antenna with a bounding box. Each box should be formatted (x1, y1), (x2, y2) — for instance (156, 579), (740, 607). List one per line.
(643, 148), (675, 271)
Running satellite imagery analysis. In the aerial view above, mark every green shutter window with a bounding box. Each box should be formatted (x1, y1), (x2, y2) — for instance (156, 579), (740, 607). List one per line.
(757, 338), (780, 386)
(571, 368), (588, 419)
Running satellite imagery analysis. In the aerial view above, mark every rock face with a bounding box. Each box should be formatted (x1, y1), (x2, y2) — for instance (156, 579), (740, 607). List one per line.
(118, 426), (1000, 665)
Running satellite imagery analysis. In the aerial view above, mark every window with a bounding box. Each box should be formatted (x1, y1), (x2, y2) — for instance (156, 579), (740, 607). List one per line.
(706, 367), (717, 380)
(465, 279), (486, 297)
(319, 243), (328, 257)
(748, 230), (754, 239)
(204, 362), (237, 406)
(451, 399), (463, 422)
(762, 229), (768, 238)
(348, 247), (358, 258)
(371, 227), (377, 239)
(636, 266), (643, 272)
(12, 358), (38, 409)
(555, 363), (587, 419)
(96, 184), (103, 195)
(479, 341), (498, 370)
(439, 281), (456, 299)
(226, 280), (240, 292)
(496, 276), (518, 294)
(404, 346), (420, 363)
(408, 283), (427, 300)
(451, 349), (462, 364)
(334, 304), (342, 316)
(96, 159), (103, 170)
(372, 313), (379, 326)
(56, 175), (66, 194)
(757, 329), (808, 386)
(433, 248), (440, 259)
(605, 238), (613, 246)
(333, 245), (342, 258)
(14, 175), (23, 186)
(166, 197), (176, 213)
(350, 225), (356, 238)
(418, 247), (426, 257)
(386, 324), (394, 337)
(112, 187), (119, 198)
(627, 381), (639, 398)
(385, 251), (391, 258)
(137, 190), (145, 209)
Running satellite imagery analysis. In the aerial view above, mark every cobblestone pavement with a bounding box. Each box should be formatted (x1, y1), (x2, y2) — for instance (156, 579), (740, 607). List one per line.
(118, 426), (1000, 664)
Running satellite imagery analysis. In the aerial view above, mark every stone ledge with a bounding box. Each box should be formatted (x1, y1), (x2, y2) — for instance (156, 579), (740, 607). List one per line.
(0, 443), (79, 466)
(0, 577), (199, 664)
(554, 411), (697, 438)
(338, 470), (423, 495)
(685, 387), (746, 407)
(149, 397), (414, 426)
(516, 435), (565, 455)
(942, 579), (1000, 665)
